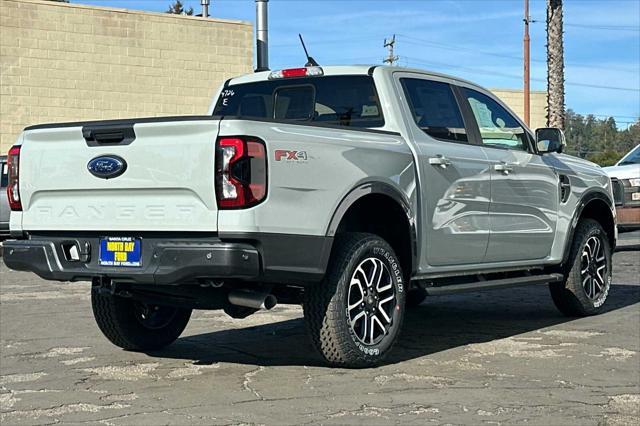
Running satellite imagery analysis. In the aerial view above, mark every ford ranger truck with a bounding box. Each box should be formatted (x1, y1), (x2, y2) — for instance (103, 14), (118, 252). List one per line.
(3, 66), (617, 367)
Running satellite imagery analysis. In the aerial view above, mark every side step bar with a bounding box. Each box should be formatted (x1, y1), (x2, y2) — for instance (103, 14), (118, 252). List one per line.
(423, 273), (564, 296)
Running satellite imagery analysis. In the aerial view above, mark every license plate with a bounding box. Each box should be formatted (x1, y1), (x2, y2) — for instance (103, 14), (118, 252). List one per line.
(633, 192), (640, 201)
(99, 237), (142, 267)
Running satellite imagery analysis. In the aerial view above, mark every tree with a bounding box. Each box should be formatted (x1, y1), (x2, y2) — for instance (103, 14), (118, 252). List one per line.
(166, 1), (193, 16)
(587, 150), (623, 167)
(564, 109), (639, 166)
(546, 0), (565, 129)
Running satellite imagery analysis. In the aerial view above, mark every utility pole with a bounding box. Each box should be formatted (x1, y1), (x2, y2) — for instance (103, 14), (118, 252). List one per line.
(383, 35), (399, 66)
(523, 0), (531, 126)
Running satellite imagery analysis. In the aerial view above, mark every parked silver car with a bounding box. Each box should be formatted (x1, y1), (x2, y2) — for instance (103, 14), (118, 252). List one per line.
(0, 155), (9, 238)
(603, 145), (640, 232)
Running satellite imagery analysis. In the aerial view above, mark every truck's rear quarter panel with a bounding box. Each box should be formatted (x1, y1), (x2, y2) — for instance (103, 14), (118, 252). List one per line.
(217, 119), (416, 237)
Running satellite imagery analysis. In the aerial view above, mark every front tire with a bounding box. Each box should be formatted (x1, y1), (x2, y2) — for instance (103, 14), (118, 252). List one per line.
(91, 287), (192, 351)
(550, 219), (612, 317)
(304, 233), (406, 368)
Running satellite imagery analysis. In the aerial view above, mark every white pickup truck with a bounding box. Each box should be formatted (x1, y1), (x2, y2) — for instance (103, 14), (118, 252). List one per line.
(3, 65), (616, 367)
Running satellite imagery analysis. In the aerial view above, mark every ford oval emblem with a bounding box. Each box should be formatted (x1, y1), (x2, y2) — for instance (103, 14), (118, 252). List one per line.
(87, 155), (127, 179)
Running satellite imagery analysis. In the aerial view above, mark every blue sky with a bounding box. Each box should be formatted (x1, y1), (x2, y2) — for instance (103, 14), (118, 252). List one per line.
(80, 0), (640, 126)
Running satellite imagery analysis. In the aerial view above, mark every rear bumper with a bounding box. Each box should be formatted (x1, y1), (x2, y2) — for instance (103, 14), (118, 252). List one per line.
(2, 237), (260, 285)
(2, 233), (332, 285)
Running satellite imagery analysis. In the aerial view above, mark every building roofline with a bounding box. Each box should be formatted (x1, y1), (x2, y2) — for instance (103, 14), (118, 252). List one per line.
(490, 88), (547, 94)
(7, 0), (252, 27)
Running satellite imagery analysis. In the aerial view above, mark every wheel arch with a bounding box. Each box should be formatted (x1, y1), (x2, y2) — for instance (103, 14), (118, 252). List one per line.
(562, 190), (616, 265)
(326, 182), (417, 277)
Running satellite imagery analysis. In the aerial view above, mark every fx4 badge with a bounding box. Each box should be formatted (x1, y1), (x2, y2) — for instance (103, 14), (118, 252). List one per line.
(274, 150), (308, 161)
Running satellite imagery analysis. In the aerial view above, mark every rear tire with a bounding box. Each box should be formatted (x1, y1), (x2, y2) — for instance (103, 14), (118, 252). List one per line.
(550, 219), (612, 317)
(304, 233), (406, 368)
(91, 287), (192, 351)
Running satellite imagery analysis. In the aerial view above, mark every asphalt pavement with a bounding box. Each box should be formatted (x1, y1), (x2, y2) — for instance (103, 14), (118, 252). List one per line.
(1, 246), (638, 425)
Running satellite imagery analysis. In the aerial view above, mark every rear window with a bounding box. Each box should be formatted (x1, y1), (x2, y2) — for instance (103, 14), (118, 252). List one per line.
(213, 75), (384, 128)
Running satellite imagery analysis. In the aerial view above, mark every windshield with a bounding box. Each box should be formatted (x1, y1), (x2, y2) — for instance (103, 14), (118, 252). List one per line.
(213, 75), (384, 128)
(618, 145), (640, 166)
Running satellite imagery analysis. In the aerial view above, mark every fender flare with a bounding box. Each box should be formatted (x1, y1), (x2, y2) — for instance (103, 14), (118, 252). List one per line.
(561, 189), (616, 265)
(326, 181), (418, 274)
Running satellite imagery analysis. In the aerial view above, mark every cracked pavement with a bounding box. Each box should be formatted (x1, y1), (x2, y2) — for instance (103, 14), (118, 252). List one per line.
(1, 247), (638, 425)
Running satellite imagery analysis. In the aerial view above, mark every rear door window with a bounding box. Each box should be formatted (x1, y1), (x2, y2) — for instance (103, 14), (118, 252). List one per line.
(213, 75), (384, 128)
(400, 78), (468, 143)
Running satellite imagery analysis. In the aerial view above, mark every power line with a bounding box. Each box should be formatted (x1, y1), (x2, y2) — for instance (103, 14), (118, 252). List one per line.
(401, 55), (640, 92)
(399, 33), (525, 61)
(396, 34), (638, 73)
(274, 34), (637, 74)
(589, 114), (640, 120)
(270, 35), (373, 49)
(564, 23), (640, 32)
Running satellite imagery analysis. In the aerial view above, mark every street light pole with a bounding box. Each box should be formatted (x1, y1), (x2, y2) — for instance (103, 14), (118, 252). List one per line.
(255, 0), (269, 71)
(201, 0), (210, 18)
(524, 0), (531, 126)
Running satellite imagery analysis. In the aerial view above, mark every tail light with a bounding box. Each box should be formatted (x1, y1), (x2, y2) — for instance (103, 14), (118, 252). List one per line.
(7, 145), (22, 211)
(215, 137), (267, 209)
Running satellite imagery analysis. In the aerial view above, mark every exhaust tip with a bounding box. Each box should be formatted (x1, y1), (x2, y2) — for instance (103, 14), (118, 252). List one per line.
(263, 294), (277, 310)
(228, 290), (277, 311)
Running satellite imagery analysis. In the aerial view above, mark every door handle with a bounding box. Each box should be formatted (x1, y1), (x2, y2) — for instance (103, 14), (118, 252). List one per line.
(494, 163), (514, 175)
(428, 156), (452, 168)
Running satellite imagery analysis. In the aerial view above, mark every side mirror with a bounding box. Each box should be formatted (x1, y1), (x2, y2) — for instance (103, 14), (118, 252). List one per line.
(536, 127), (566, 154)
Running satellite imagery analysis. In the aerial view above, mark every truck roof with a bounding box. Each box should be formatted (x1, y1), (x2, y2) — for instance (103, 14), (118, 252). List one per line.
(227, 64), (484, 91)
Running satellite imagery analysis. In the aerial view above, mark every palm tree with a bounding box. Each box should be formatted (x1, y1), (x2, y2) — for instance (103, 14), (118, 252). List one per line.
(547, 0), (565, 129)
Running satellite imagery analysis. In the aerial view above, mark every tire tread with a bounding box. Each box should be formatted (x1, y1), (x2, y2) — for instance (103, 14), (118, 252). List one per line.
(91, 287), (191, 351)
(304, 233), (403, 367)
(550, 218), (611, 317)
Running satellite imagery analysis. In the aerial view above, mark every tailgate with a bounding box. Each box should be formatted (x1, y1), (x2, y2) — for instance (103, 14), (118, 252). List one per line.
(19, 117), (220, 232)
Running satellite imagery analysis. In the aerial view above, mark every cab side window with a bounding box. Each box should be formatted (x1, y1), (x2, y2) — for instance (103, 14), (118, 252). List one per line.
(401, 78), (468, 143)
(462, 88), (530, 152)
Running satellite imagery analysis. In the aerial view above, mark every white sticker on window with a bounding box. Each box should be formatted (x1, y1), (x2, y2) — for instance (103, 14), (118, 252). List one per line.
(361, 105), (379, 117)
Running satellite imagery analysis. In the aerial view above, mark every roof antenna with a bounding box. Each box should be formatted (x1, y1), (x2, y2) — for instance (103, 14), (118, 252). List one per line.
(298, 34), (319, 67)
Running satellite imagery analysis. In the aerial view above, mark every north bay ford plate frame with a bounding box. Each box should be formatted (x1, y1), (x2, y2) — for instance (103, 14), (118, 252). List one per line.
(99, 236), (142, 267)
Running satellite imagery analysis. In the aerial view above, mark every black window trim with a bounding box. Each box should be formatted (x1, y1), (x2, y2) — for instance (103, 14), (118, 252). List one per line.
(272, 83), (316, 121)
(455, 85), (536, 154)
(399, 77), (472, 146)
